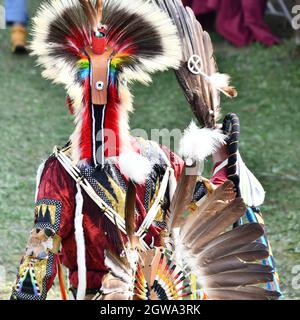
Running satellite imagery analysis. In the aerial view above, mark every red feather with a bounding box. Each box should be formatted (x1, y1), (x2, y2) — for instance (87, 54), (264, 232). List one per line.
(80, 77), (93, 161)
(104, 84), (121, 157)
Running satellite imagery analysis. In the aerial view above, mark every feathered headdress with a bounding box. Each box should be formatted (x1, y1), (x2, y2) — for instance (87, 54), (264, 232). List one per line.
(31, 0), (181, 181)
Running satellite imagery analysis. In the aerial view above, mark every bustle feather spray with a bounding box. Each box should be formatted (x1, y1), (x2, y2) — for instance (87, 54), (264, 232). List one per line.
(101, 179), (280, 300)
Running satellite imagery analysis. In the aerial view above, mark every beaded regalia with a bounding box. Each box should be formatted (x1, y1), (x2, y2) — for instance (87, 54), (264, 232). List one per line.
(11, 0), (281, 301)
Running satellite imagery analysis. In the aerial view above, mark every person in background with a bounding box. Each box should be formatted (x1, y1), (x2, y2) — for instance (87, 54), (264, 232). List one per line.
(182, 0), (279, 47)
(5, 0), (28, 53)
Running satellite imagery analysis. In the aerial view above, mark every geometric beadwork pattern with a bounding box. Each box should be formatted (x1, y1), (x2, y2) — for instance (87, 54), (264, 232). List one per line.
(134, 248), (193, 300)
(193, 180), (207, 202)
(34, 199), (62, 233)
(11, 197), (62, 300)
(12, 253), (56, 300)
(15, 258), (43, 296)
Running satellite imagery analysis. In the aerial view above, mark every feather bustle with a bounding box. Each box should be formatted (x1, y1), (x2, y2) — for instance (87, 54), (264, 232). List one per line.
(187, 198), (247, 252)
(201, 265), (274, 288)
(180, 180), (236, 240)
(169, 163), (198, 229)
(205, 286), (281, 300)
(196, 223), (265, 263)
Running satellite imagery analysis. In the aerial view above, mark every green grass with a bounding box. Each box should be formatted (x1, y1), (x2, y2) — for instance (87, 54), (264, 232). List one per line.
(0, 0), (300, 300)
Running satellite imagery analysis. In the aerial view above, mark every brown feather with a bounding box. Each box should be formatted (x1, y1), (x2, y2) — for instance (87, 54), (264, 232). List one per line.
(200, 261), (272, 277)
(205, 286), (281, 300)
(95, 0), (103, 23)
(79, 0), (98, 29)
(230, 242), (269, 259)
(199, 253), (270, 276)
(196, 223), (265, 261)
(169, 163), (198, 229)
(183, 197), (246, 250)
(195, 180), (236, 215)
(202, 30), (220, 121)
(181, 180), (236, 238)
(202, 264), (274, 288)
(125, 180), (137, 247)
(155, 0), (224, 128)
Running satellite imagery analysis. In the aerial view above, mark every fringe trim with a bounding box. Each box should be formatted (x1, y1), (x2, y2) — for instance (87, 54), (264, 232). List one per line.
(35, 161), (46, 202)
(74, 184), (86, 300)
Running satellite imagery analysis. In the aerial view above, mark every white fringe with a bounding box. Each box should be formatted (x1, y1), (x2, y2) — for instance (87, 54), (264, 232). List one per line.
(74, 184), (86, 300)
(179, 121), (226, 163)
(35, 161), (46, 202)
(156, 145), (178, 201)
(168, 169), (177, 202)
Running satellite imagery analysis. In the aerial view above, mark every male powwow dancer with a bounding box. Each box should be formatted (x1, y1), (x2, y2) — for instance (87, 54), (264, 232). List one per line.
(11, 0), (280, 300)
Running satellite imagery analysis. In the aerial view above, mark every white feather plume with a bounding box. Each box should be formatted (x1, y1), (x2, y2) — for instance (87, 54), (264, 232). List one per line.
(74, 184), (87, 300)
(118, 152), (153, 184)
(179, 121), (226, 163)
(208, 73), (230, 88)
(237, 152), (266, 207)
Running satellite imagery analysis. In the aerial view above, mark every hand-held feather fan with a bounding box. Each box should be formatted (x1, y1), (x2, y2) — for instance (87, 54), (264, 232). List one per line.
(101, 180), (280, 300)
(171, 180), (280, 300)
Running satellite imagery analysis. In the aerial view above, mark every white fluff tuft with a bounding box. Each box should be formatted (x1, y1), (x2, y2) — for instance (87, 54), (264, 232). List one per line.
(208, 73), (230, 89)
(179, 122), (226, 162)
(118, 152), (153, 184)
(35, 161), (46, 202)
